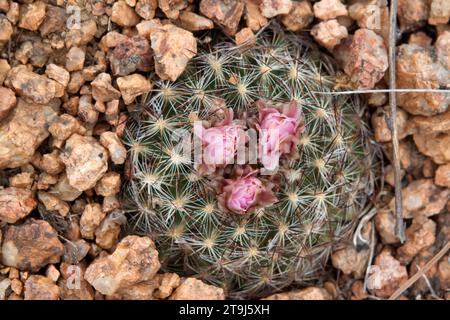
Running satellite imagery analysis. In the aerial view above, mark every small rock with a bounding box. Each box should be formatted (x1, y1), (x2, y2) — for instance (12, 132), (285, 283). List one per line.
(170, 278), (225, 300)
(235, 27), (256, 46)
(100, 31), (128, 51)
(348, 1), (387, 33)
(9, 172), (34, 189)
(428, 0), (450, 25)
(116, 73), (152, 105)
(200, 0), (245, 35)
(0, 59), (10, 85)
(413, 131), (450, 164)
(103, 195), (121, 213)
(437, 255), (450, 291)
(45, 64), (70, 88)
(159, 0), (190, 19)
(243, 0), (268, 31)
(84, 236), (160, 295)
(58, 263), (95, 300)
(49, 174), (82, 202)
(114, 279), (159, 300)
(0, 278), (11, 300)
(396, 43), (450, 116)
(111, 1), (141, 27)
(280, 0), (314, 31)
(153, 273), (180, 299)
(350, 280), (368, 300)
(18, 1), (46, 31)
(175, 11), (214, 31)
(410, 109), (450, 135)
(334, 29), (388, 90)
(408, 31), (433, 46)
(311, 19), (348, 51)
(313, 0), (347, 21)
(371, 106), (409, 142)
(0, 16), (13, 45)
(135, 0), (158, 20)
(435, 163), (450, 188)
(7, 2), (20, 25)
(99, 131), (127, 165)
(78, 95), (98, 125)
(151, 24), (197, 81)
(136, 19), (163, 38)
(91, 73), (121, 103)
(62, 239), (90, 264)
(375, 209), (399, 244)
(105, 100), (120, 126)
(7, 66), (56, 104)
(60, 134), (109, 192)
(37, 191), (70, 217)
(80, 203), (106, 240)
(109, 36), (153, 76)
(24, 275), (60, 300)
(46, 265), (60, 283)
(95, 211), (127, 250)
(10, 279), (23, 296)
(389, 179), (449, 219)
(0, 86), (16, 120)
(263, 287), (331, 300)
(67, 71), (85, 94)
(0, 98), (58, 169)
(367, 250), (408, 298)
(397, 0), (429, 31)
(39, 5), (67, 37)
(331, 244), (369, 279)
(397, 217), (436, 264)
(1, 219), (64, 272)
(95, 172), (121, 197)
(436, 30), (450, 70)
(48, 114), (83, 142)
(0, 187), (36, 224)
(260, 0), (292, 18)
(66, 47), (85, 72)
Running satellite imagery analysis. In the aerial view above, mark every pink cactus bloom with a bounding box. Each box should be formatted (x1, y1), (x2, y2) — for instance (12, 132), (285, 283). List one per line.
(257, 100), (304, 170)
(195, 109), (245, 174)
(218, 167), (278, 215)
(225, 175), (262, 213)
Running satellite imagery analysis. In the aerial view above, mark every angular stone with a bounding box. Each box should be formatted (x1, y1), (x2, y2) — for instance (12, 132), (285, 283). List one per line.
(99, 131), (127, 165)
(111, 1), (141, 27)
(1, 219), (64, 272)
(200, 0), (245, 35)
(260, 0), (292, 18)
(280, 0), (314, 31)
(136, 0), (158, 20)
(24, 275), (60, 300)
(176, 11), (214, 31)
(158, 0), (190, 19)
(0, 187), (37, 224)
(95, 211), (127, 250)
(264, 287), (331, 300)
(7, 66), (56, 104)
(18, 1), (46, 31)
(435, 163), (450, 188)
(116, 73), (152, 105)
(413, 131), (450, 164)
(243, 0), (268, 31)
(170, 278), (225, 300)
(80, 203), (106, 240)
(397, 217), (436, 264)
(0, 98), (58, 169)
(313, 0), (347, 20)
(45, 64), (70, 88)
(37, 191), (70, 217)
(109, 36), (153, 76)
(84, 236), (160, 295)
(0, 87), (16, 120)
(151, 24), (197, 81)
(66, 47), (85, 72)
(311, 19), (348, 51)
(91, 73), (121, 103)
(60, 134), (109, 192)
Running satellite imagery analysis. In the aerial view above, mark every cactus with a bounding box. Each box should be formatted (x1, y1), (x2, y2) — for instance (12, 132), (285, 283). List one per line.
(122, 29), (380, 298)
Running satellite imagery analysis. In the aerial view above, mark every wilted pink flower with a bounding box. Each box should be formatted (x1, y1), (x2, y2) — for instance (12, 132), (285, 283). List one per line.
(257, 100), (304, 170)
(194, 109), (246, 175)
(218, 166), (277, 214)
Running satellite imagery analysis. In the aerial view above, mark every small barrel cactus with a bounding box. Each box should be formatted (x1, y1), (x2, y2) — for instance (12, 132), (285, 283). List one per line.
(122, 29), (379, 298)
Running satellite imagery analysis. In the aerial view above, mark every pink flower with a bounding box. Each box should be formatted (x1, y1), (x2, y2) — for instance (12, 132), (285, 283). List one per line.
(224, 175), (262, 213)
(194, 109), (246, 175)
(218, 167), (278, 215)
(257, 100), (304, 170)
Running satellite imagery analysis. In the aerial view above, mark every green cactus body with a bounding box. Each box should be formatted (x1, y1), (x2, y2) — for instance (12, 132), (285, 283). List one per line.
(122, 30), (380, 298)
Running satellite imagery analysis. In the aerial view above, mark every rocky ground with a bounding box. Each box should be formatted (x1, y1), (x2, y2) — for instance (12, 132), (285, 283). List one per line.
(0, 0), (449, 300)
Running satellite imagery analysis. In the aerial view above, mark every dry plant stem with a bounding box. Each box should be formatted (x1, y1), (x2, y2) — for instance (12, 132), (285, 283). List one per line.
(313, 89), (450, 94)
(388, 0), (405, 243)
(388, 241), (450, 300)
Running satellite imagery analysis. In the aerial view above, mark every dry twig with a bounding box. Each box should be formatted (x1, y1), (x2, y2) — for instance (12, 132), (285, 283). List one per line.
(388, 241), (450, 300)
